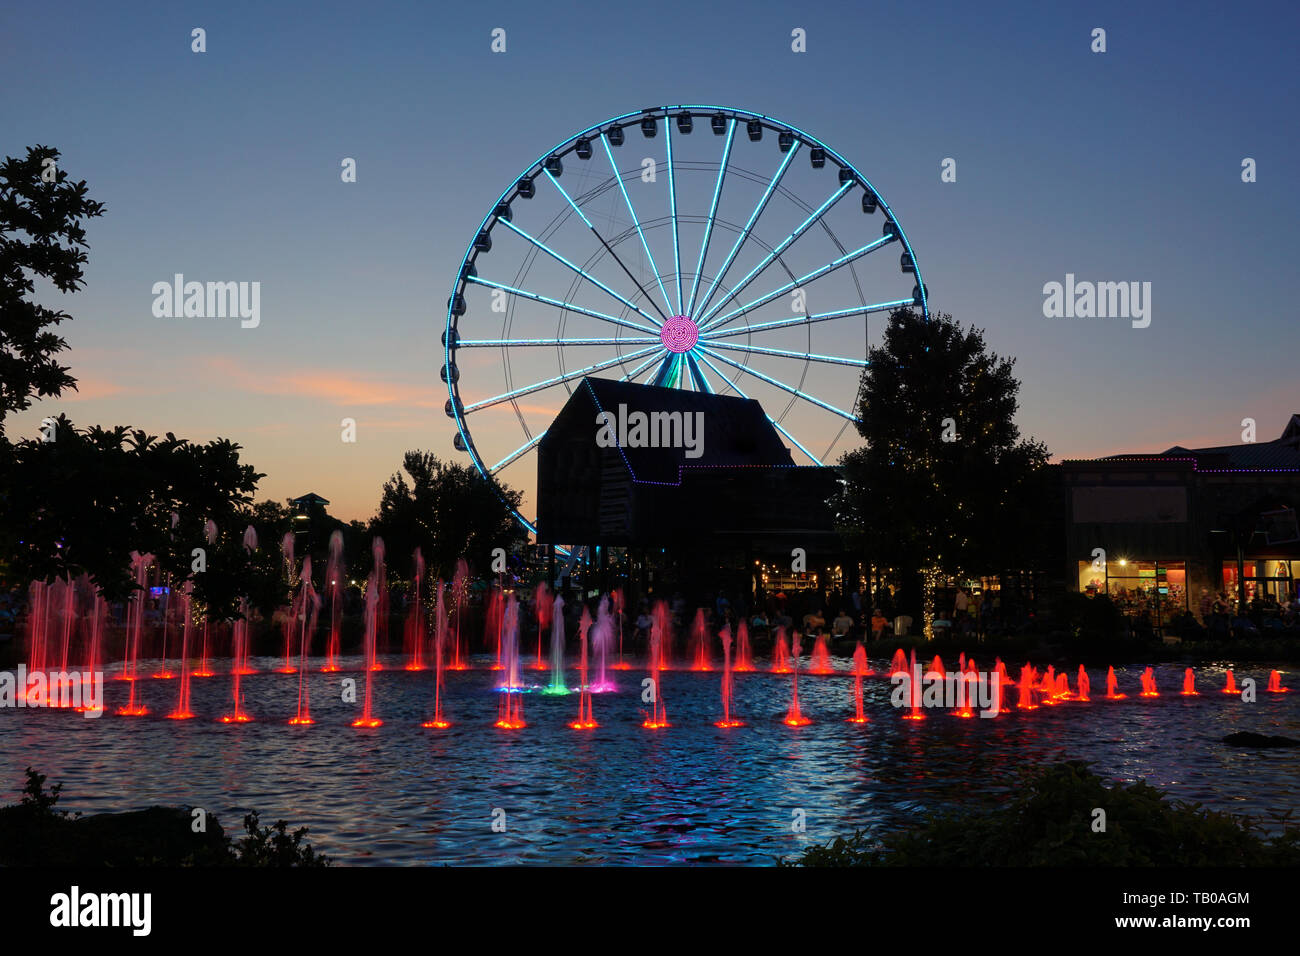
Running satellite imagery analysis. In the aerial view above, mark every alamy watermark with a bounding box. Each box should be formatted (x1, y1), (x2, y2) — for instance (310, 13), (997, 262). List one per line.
(890, 666), (1002, 717)
(1042, 274), (1150, 328)
(151, 274), (260, 328)
(0, 667), (104, 717)
(595, 403), (705, 459)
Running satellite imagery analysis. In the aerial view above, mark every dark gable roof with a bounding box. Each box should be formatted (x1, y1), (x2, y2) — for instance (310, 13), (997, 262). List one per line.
(1150, 414), (1300, 470)
(563, 377), (797, 483)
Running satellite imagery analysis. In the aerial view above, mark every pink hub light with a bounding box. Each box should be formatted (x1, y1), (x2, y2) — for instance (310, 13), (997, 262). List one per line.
(660, 315), (698, 353)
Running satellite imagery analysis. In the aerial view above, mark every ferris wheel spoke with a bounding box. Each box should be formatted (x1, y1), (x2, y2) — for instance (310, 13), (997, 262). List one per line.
(665, 119), (684, 314)
(544, 170), (669, 324)
(600, 134), (676, 317)
(489, 348), (666, 472)
(696, 345), (858, 423)
(621, 349), (669, 383)
(458, 336), (660, 347)
(696, 352), (822, 464)
(463, 345), (661, 413)
(465, 275), (659, 336)
(696, 180), (853, 328)
(685, 119), (736, 316)
(693, 141), (801, 319)
(701, 299), (913, 340)
(490, 433), (545, 474)
(701, 235), (895, 335)
(495, 218), (662, 327)
(704, 341), (868, 367)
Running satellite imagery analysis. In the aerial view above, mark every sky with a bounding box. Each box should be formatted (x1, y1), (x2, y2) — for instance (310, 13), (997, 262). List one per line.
(3, 0), (1297, 526)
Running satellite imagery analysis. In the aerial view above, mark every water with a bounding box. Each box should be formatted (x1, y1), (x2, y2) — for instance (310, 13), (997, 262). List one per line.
(2, 659), (1296, 865)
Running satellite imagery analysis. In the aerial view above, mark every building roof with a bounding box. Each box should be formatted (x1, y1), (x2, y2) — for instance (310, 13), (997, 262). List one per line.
(1154, 414), (1300, 470)
(565, 377), (799, 483)
(290, 492), (330, 506)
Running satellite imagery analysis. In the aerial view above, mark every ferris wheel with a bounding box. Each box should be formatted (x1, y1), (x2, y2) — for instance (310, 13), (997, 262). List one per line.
(442, 105), (929, 537)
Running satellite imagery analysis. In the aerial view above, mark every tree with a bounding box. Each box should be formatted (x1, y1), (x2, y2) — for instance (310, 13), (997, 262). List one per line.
(369, 451), (527, 580)
(0, 146), (105, 438)
(5, 414), (267, 611)
(835, 309), (1052, 624)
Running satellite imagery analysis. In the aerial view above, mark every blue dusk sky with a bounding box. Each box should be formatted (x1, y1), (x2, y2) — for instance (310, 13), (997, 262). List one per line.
(2, 0), (1296, 523)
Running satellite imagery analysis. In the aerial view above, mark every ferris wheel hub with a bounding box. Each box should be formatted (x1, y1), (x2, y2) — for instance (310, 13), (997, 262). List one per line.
(660, 315), (699, 354)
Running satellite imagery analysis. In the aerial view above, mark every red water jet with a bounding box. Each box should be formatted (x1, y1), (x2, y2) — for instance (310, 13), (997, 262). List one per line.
(570, 606), (598, 730)
(1181, 667), (1198, 696)
(1139, 667), (1159, 697)
(689, 609), (712, 672)
(771, 628), (791, 673)
(1222, 669), (1237, 694)
(714, 624), (743, 727)
(847, 644), (869, 724)
(1267, 670), (1289, 693)
(783, 635), (812, 725)
(902, 649), (925, 720)
(1105, 666), (1126, 700)
(809, 635), (833, 674)
(734, 619), (754, 672)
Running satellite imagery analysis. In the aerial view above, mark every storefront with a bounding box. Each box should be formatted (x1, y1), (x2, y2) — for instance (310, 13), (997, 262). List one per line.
(1076, 559), (1188, 622)
(1221, 559), (1293, 604)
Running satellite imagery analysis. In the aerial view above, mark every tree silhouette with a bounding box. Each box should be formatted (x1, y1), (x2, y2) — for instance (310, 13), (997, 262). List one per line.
(369, 451), (527, 580)
(836, 308), (1052, 620)
(0, 145), (105, 437)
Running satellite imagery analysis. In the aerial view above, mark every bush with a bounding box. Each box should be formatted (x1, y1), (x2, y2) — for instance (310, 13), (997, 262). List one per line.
(0, 768), (330, 867)
(785, 761), (1300, 866)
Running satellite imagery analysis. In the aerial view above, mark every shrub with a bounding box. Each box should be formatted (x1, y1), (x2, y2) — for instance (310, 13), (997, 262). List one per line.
(785, 761), (1300, 866)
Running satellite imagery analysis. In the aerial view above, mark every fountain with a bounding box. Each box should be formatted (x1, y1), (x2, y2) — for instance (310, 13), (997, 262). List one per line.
(290, 558), (321, 725)
(955, 658), (977, 718)
(450, 559), (468, 670)
(485, 586), (504, 671)
(369, 538), (388, 670)
(570, 606), (597, 729)
(652, 601), (673, 671)
(715, 624), (742, 727)
(901, 648), (925, 720)
(734, 619), (754, 672)
(495, 597), (525, 728)
(322, 530), (344, 673)
(847, 643), (869, 724)
(1077, 665), (1091, 701)
(889, 648), (907, 677)
(532, 582), (552, 670)
(612, 587), (630, 670)
(1139, 667), (1159, 697)
(117, 553), (153, 716)
(1181, 667), (1198, 696)
(689, 609), (712, 671)
(277, 532), (297, 673)
(351, 551), (383, 727)
(809, 635), (833, 674)
(1222, 669), (1238, 694)
(783, 635), (812, 726)
(422, 579), (452, 728)
(543, 595), (569, 695)
(590, 596), (616, 692)
(1105, 665), (1126, 700)
(771, 627), (791, 673)
(1016, 663), (1039, 711)
(643, 602), (670, 728)
(1267, 670), (1289, 693)
(167, 582), (195, 720)
(402, 548), (427, 671)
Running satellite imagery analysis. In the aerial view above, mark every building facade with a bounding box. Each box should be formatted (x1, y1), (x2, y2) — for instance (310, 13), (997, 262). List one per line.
(1062, 414), (1300, 623)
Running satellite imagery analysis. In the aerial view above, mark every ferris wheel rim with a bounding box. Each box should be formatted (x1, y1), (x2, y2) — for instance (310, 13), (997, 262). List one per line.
(442, 105), (930, 538)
